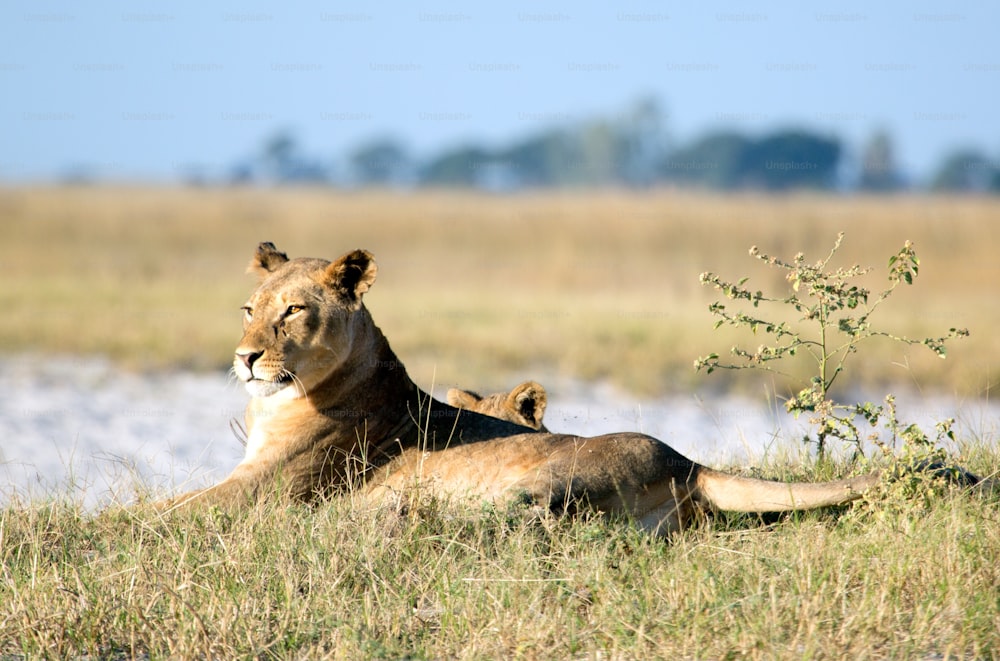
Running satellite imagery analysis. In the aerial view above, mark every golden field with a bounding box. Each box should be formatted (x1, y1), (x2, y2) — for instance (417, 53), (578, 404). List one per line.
(3, 187), (1000, 659)
(2, 186), (998, 398)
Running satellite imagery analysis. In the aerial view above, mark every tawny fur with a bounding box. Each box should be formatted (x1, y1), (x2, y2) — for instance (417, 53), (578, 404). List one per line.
(447, 381), (549, 431)
(162, 243), (892, 535)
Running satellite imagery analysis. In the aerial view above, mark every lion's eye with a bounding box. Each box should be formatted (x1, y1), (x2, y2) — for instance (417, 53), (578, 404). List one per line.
(285, 305), (306, 317)
(241, 306), (253, 320)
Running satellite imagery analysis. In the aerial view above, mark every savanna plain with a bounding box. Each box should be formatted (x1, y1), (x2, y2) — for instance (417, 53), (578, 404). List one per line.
(2, 188), (999, 658)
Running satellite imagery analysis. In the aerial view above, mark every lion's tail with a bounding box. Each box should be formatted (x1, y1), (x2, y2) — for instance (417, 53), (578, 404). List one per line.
(696, 467), (881, 513)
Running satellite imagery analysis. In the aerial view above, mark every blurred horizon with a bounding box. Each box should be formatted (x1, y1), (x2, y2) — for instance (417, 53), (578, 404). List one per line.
(1, 1), (998, 190)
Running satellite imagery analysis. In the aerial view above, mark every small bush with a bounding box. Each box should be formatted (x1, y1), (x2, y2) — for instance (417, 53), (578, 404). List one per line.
(696, 232), (969, 459)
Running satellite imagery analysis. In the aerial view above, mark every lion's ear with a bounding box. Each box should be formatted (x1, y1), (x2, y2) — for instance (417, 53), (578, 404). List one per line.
(510, 381), (547, 429)
(447, 388), (482, 409)
(323, 249), (377, 305)
(247, 242), (289, 278)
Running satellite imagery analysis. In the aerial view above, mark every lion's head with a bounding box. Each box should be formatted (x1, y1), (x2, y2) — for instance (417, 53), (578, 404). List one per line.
(232, 242), (378, 400)
(447, 381), (549, 431)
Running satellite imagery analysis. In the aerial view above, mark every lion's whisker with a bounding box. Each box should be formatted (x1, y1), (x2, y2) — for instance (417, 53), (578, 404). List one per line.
(279, 368), (307, 398)
(225, 367), (241, 390)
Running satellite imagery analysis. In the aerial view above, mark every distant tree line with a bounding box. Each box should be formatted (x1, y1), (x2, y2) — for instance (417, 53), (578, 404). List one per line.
(219, 98), (999, 193)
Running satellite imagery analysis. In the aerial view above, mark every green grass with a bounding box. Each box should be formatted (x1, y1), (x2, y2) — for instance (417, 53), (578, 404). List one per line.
(3, 187), (999, 396)
(2, 451), (999, 659)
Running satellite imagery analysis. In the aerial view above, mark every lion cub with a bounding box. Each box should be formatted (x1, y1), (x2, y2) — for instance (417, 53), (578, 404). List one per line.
(447, 381), (548, 431)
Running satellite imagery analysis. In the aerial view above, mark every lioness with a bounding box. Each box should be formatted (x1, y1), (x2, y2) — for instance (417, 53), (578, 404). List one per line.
(166, 242), (892, 534)
(447, 381), (549, 431)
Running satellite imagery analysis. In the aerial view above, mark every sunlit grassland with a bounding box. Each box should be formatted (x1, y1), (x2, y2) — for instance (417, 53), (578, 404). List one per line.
(2, 454), (999, 659)
(3, 187), (1000, 659)
(3, 186), (998, 397)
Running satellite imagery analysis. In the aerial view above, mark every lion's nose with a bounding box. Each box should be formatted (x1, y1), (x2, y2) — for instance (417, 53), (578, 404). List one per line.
(236, 349), (264, 373)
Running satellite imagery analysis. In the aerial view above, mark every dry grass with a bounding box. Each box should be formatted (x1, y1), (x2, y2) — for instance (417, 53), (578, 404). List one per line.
(4, 187), (999, 657)
(2, 454), (999, 659)
(3, 187), (998, 397)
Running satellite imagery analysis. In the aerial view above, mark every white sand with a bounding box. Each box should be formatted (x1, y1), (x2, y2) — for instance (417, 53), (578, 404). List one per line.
(1, 356), (994, 508)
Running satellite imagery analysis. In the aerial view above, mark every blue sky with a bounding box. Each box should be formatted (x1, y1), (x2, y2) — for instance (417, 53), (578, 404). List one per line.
(1, 0), (996, 183)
